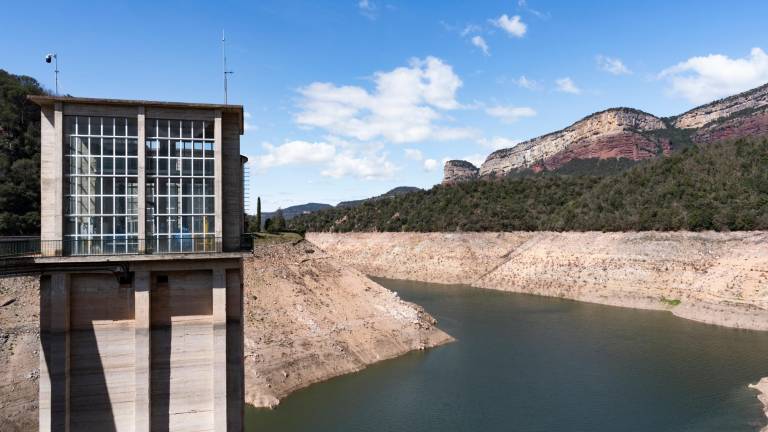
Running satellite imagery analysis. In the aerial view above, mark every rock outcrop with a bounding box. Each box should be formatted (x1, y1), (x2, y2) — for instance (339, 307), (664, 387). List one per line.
(442, 160), (479, 184)
(479, 108), (667, 177)
(674, 82), (768, 129)
(443, 82), (768, 183)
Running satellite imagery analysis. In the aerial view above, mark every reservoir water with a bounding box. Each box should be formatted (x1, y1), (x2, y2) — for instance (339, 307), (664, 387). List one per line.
(246, 278), (768, 431)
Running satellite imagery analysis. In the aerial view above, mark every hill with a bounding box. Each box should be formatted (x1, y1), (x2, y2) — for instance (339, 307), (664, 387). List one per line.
(446, 82), (768, 182)
(289, 138), (768, 232)
(0, 70), (46, 235)
(337, 186), (422, 208)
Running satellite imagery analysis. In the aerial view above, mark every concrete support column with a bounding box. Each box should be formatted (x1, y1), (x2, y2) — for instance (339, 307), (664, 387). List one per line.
(137, 107), (147, 252)
(134, 271), (151, 432)
(214, 111), (223, 247)
(39, 272), (70, 432)
(212, 267), (227, 431)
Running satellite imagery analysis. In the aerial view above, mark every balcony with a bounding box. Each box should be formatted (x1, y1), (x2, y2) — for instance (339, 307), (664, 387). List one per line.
(0, 235), (256, 258)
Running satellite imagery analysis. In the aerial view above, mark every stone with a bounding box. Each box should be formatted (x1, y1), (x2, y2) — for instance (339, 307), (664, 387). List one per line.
(442, 160), (479, 184)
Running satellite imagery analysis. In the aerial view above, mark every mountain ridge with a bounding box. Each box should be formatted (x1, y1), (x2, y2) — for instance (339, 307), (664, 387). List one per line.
(445, 82), (768, 183)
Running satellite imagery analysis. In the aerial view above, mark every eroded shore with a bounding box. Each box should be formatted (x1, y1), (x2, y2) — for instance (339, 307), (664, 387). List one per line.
(242, 240), (453, 408)
(309, 231), (768, 428)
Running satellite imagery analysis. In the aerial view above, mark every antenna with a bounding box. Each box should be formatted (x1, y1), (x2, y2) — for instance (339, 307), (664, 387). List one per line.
(45, 53), (59, 95)
(222, 30), (234, 104)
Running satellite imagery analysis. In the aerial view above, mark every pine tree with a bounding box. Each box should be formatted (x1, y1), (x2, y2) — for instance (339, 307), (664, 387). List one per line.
(256, 196), (262, 232)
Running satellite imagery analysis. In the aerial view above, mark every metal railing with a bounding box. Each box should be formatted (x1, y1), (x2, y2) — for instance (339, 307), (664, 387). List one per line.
(0, 236), (235, 258)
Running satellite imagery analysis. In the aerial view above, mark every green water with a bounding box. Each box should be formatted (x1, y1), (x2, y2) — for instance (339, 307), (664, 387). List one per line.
(246, 278), (768, 432)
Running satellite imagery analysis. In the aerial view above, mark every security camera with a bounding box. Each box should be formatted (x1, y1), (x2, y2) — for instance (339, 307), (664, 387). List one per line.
(45, 54), (54, 63)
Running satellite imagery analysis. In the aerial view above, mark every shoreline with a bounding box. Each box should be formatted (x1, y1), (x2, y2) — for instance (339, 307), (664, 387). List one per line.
(750, 378), (768, 432)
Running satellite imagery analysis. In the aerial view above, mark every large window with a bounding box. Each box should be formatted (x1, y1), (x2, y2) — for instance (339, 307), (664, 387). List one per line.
(146, 119), (215, 252)
(64, 115), (139, 254)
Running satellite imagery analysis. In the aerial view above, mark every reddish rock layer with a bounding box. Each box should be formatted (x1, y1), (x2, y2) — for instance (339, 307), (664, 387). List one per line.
(531, 132), (670, 172)
(693, 110), (768, 144)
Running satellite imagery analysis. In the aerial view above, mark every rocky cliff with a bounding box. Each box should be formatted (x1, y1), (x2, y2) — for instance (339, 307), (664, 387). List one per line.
(673, 82), (768, 129)
(479, 109), (668, 177)
(445, 82), (768, 183)
(442, 160), (479, 184)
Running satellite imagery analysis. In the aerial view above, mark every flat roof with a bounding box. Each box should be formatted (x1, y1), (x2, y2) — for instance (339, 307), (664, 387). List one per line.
(28, 95), (244, 134)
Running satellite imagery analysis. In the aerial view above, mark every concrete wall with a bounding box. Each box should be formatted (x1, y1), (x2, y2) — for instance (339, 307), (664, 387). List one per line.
(39, 258), (243, 432)
(222, 112), (243, 252)
(40, 104), (62, 243)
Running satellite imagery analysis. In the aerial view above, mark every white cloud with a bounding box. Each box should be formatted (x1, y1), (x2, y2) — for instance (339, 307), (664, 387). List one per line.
(254, 141), (336, 170)
(514, 75), (539, 90)
(478, 136), (519, 150)
(461, 24), (481, 37)
(555, 77), (581, 94)
(596, 55), (632, 75)
(658, 47), (768, 104)
(471, 36), (490, 56)
(491, 14), (526, 38)
(358, 0), (377, 19)
(321, 152), (396, 179)
(295, 56), (465, 143)
(404, 148), (423, 160)
(485, 105), (536, 123)
(423, 159), (438, 171)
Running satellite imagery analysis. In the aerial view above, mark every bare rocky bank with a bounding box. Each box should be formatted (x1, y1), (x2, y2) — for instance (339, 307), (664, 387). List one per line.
(0, 276), (40, 432)
(309, 231), (768, 427)
(308, 232), (768, 331)
(242, 240), (453, 408)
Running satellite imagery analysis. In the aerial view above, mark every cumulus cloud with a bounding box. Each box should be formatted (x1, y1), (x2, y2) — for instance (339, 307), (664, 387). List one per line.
(404, 148), (423, 160)
(485, 105), (536, 123)
(658, 47), (768, 104)
(514, 75), (539, 90)
(321, 152), (396, 179)
(596, 55), (632, 75)
(471, 36), (490, 56)
(254, 141), (336, 170)
(295, 56), (466, 143)
(423, 158), (438, 171)
(555, 77), (581, 94)
(491, 14), (526, 37)
(478, 136), (519, 150)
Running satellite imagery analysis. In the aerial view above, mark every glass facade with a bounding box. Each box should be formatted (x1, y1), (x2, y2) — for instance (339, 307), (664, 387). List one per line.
(146, 119), (216, 252)
(64, 115), (139, 254)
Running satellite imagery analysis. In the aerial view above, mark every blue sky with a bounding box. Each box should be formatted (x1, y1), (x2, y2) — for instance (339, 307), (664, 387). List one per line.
(3, 0), (768, 211)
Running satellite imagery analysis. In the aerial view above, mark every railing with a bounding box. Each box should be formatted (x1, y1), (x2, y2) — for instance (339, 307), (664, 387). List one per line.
(0, 236), (239, 258)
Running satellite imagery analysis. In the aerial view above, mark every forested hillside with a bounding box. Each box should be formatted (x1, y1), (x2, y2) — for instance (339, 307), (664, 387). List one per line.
(0, 70), (45, 235)
(289, 138), (768, 232)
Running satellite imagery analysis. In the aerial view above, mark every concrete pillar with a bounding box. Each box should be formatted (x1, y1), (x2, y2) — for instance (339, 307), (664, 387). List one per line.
(134, 271), (151, 432)
(212, 267), (227, 431)
(40, 272), (70, 432)
(214, 111), (223, 247)
(137, 107), (146, 253)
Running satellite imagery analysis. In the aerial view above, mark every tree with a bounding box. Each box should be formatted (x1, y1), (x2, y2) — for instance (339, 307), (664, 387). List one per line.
(256, 196), (262, 232)
(0, 70), (46, 235)
(267, 208), (286, 233)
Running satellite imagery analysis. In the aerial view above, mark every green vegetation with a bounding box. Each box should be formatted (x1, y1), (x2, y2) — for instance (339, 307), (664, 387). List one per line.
(289, 138), (768, 232)
(265, 208), (286, 233)
(0, 70), (46, 235)
(660, 297), (682, 306)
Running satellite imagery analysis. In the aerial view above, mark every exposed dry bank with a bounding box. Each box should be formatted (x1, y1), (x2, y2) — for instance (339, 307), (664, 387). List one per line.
(308, 232), (768, 330)
(0, 276), (40, 432)
(242, 240), (453, 408)
(309, 231), (768, 428)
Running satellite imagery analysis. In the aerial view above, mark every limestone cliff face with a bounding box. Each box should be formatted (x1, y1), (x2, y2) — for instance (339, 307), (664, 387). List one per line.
(674, 83), (768, 129)
(442, 160), (479, 184)
(443, 82), (768, 183)
(478, 109), (667, 178)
